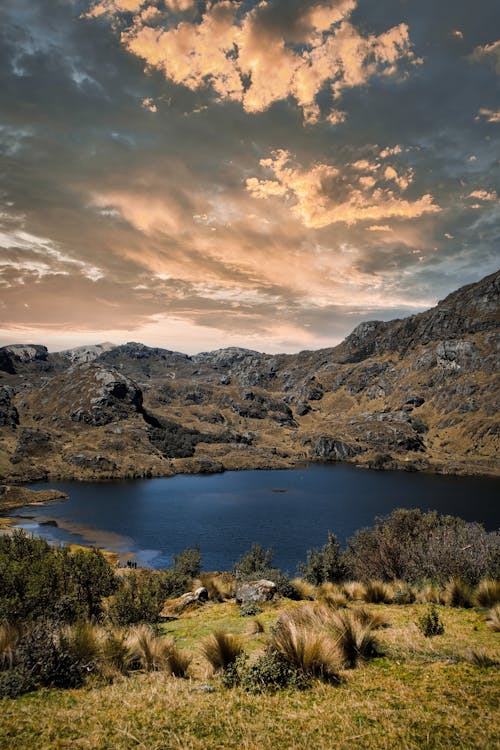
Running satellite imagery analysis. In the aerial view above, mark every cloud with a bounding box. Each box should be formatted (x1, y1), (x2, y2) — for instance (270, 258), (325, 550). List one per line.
(476, 107), (500, 123)
(246, 149), (440, 228)
(469, 39), (500, 74)
(114, 0), (420, 123)
(468, 189), (498, 202)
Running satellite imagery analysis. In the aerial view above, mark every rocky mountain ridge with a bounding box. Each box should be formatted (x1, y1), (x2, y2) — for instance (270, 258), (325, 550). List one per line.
(0, 270), (498, 483)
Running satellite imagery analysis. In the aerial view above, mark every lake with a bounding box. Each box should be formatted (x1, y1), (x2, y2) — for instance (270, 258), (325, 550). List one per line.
(11, 465), (500, 573)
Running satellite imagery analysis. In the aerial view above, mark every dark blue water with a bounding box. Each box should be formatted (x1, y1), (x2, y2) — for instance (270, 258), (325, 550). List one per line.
(11, 465), (500, 573)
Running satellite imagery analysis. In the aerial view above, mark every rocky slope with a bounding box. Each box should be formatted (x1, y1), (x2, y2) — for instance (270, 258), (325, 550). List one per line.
(0, 270), (498, 482)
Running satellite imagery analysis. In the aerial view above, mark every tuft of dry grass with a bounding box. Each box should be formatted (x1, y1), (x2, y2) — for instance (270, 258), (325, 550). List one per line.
(474, 579), (500, 608)
(444, 578), (474, 608)
(416, 583), (444, 604)
(350, 607), (388, 630)
(270, 612), (341, 684)
(486, 604), (500, 632)
(291, 578), (317, 601)
(99, 628), (135, 678)
(467, 649), (498, 668)
(0, 622), (20, 670)
(164, 640), (192, 678)
(317, 583), (348, 609)
(342, 581), (366, 601)
(246, 618), (265, 635)
(199, 573), (234, 602)
(201, 630), (244, 673)
(363, 581), (393, 604)
(127, 624), (172, 672)
(327, 609), (381, 668)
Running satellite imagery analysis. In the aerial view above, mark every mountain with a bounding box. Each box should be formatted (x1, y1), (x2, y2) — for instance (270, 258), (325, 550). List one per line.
(0, 270), (498, 482)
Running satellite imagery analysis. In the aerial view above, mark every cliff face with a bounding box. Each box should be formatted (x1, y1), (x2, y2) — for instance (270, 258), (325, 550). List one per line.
(0, 271), (498, 482)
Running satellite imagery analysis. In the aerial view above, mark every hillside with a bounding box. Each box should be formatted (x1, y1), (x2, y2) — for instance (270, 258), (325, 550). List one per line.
(0, 270), (498, 483)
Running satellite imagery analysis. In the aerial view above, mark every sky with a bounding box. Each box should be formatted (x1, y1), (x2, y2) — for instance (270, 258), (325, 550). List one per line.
(0, 0), (499, 354)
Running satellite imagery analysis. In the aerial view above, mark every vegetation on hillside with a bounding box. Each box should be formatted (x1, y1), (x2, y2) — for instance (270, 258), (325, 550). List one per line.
(0, 508), (498, 748)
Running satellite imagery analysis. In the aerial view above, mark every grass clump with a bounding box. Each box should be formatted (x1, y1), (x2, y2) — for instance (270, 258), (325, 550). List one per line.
(486, 604), (500, 632)
(445, 578), (474, 608)
(328, 609), (381, 668)
(474, 579), (500, 608)
(363, 581), (393, 604)
(467, 649), (498, 669)
(270, 611), (341, 684)
(201, 630), (244, 673)
(417, 605), (445, 637)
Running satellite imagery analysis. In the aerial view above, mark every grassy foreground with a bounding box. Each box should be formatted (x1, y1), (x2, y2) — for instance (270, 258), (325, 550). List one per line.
(1, 600), (499, 750)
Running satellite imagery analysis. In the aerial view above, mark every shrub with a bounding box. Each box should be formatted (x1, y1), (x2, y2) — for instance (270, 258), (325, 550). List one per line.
(363, 581), (393, 604)
(239, 602), (262, 617)
(222, 649), (309, 693)
(328, 609), (381, 668)
(444, 578), (473, 608)
(233, 544), (273, 580)
(108, 570), (184, 625)
(418, 605), (445, 637)
(486, 604), (500, 632)
(298, 533), (346, 585)
(10, 621), (89, 694)
(344, 508), (500, 585)
(173, 546), (201, 579)
(474, 579), (500, 608)
(201, 630), (244, 673)
(0, 531), (118, 624)
(270, 613), (341, 684)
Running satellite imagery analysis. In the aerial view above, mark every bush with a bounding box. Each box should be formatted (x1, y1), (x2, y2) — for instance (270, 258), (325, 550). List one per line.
(418, 605), (445, 637)
(0, 531), (118, 624)
(1, 621), (90, 697)
(233, 544), (273, 580)
(344, 509), (500, 585)
(108, 568), (188, 625)
(172, 546), (201, 579)
(222, 649), (309, 693)
(298, 533), (346, 585)
(239, 602), (262, 617)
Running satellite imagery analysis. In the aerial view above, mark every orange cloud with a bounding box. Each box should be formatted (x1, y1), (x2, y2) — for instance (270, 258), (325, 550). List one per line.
(246, 150), (440, 228)
(476, 107), (500, 123)
(468, 189), (498, 202)
(114, 0), (419, 124)
(470, 39), (500, 74)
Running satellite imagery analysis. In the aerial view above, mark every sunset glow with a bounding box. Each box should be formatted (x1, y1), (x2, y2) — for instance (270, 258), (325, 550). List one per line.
(0, 0), (499, 353)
